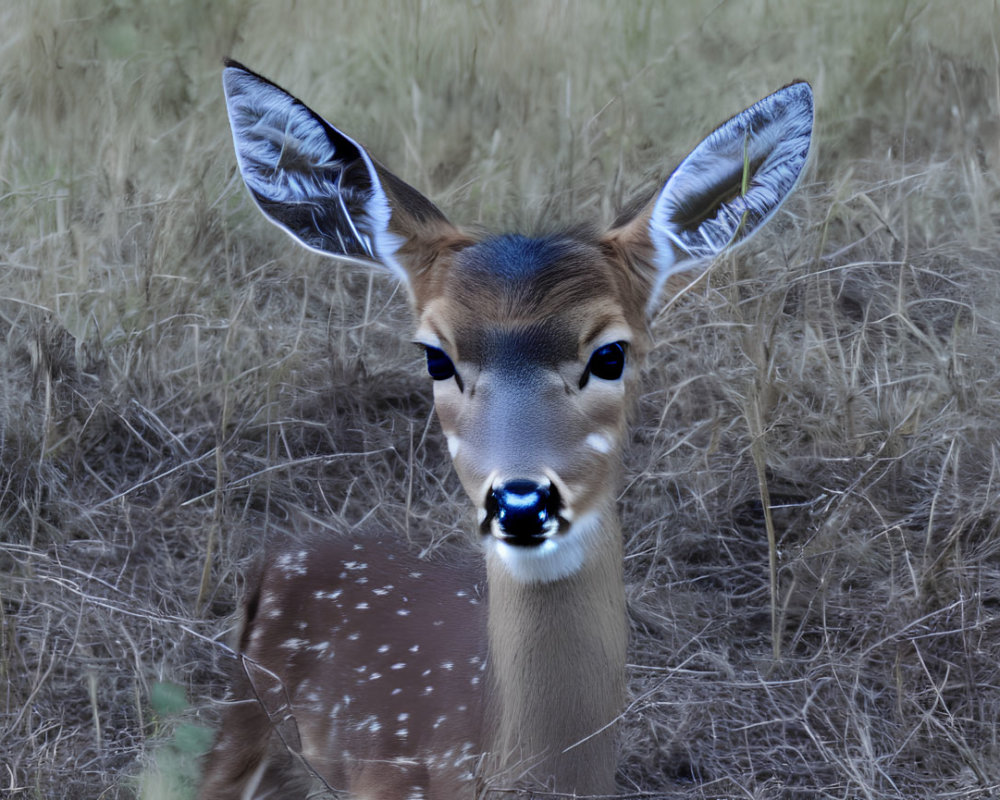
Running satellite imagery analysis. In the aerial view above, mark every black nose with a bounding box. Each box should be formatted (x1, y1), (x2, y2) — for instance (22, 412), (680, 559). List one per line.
(485, 480), (561, 545)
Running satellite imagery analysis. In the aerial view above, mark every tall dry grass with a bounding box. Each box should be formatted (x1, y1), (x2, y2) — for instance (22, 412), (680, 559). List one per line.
(2, 1), (1000, 797)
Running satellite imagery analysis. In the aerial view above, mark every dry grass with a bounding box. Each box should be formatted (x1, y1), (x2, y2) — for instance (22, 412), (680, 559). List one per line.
(3, 1), (1000, 797)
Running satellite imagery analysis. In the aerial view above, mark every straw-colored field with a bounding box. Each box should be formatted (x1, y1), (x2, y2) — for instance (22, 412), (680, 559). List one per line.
(3, 2), (1000, 797)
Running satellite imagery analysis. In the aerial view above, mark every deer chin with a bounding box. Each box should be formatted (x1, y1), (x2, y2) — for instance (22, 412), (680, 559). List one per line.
(485, 510), (602, 584)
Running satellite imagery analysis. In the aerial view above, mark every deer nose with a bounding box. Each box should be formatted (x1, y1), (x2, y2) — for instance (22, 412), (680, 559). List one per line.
(485, 479), (561, 545)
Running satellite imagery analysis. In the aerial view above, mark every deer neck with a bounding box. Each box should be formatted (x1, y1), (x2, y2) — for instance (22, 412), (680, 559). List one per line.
(482, 504), (627, 794)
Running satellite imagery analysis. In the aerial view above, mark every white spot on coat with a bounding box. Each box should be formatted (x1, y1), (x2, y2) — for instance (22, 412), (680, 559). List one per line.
(275, 551), (308, 576)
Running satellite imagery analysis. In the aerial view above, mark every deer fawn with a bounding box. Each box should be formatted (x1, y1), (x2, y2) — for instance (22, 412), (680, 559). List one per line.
(199, 60), (813, 798)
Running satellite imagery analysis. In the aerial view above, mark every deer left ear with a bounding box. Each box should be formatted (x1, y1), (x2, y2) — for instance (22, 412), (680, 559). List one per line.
(606, 81), (814, 312)
(222, 60), (464, 304)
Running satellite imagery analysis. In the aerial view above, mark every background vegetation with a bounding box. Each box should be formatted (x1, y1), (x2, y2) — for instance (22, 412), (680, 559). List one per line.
(2, 1), (999, 797)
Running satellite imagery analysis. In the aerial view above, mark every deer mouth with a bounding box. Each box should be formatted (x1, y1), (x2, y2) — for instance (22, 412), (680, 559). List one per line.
(481, 479), (564, 547)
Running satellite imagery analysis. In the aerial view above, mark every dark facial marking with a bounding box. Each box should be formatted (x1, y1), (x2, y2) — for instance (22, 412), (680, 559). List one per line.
(443, 233), (623, 371)
(476, 323), (577, 374)
(459, 234), (577, 283)
(448, 234), (617, 316)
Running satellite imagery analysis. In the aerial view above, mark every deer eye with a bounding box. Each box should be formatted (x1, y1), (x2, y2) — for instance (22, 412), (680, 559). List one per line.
(424, 346), (456, 381)
(579, 341), (627, 389)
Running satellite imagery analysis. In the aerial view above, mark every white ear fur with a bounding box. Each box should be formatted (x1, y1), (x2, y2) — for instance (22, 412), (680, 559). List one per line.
(647, 81), (814, 306)
(222, 62), (406, 283)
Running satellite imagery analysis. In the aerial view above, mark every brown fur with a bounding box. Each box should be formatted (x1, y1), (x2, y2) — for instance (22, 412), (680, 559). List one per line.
(198, 512), (624, 798)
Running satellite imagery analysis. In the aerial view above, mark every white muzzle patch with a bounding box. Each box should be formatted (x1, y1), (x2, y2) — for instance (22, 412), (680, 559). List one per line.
(486, 511), (601, 583)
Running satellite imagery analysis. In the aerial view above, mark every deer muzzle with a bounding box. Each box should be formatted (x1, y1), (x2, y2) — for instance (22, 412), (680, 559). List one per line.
(483, 479), (563, 546)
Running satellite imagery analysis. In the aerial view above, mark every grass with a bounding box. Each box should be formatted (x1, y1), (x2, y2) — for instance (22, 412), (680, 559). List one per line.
(3, 1), (1000, 797)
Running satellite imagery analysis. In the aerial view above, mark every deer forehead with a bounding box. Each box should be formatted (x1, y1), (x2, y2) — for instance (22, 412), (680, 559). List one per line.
(416, 233), (641, 361)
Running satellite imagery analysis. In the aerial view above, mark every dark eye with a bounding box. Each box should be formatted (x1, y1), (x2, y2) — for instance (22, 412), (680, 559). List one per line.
(424, 346), (456, 381)
(580, 341), (627, 388)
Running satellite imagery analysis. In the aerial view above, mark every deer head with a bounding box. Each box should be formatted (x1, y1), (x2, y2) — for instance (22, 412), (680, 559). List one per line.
(222, 62), (812, 586)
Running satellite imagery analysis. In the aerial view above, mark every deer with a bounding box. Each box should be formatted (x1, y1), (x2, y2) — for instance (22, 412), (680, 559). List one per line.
(199, 60), (813, 799)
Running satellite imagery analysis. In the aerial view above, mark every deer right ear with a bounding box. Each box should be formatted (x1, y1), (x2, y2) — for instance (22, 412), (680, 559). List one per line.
(606, 81), (814, 313)
(222, 60), (461, 297)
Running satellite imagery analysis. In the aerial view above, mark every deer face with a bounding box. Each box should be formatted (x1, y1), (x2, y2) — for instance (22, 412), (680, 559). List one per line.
(412, 234), (646, 579)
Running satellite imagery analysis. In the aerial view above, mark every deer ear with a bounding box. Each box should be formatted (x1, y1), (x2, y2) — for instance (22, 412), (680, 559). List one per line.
(222, 60), (461, 297)
(606, 81), (813, 312)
